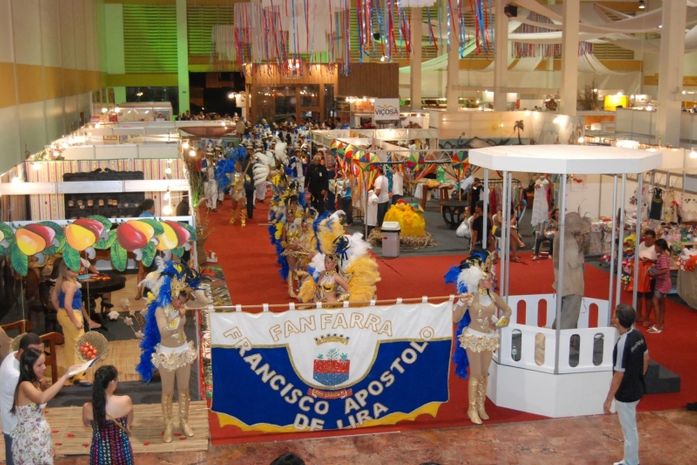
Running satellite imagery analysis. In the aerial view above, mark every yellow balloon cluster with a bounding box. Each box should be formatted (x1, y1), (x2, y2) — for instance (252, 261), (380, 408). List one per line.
(384, 203), (427, 237)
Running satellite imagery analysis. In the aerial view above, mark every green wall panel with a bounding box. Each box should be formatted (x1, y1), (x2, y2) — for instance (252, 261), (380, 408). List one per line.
(123, 4), (177, 73)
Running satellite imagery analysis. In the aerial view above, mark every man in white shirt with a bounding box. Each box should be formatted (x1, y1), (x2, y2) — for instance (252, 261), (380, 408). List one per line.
(0, 332), (44, 465)
(374, 165), (390, 227)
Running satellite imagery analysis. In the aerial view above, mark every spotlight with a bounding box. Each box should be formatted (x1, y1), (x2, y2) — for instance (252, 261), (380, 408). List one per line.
(638, 0), (646, 10)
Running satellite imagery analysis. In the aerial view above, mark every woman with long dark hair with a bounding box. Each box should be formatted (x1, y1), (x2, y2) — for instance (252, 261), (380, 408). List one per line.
(11, 348), (78, 464)
(82, 365), (134, 465)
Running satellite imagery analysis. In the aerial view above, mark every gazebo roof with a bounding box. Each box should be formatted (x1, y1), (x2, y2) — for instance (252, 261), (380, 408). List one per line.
(469, 145), (662, 175)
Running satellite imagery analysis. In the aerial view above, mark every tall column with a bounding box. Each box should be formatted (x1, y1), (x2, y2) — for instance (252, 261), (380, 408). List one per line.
(410, 7), (423, 111)
(656, 0), (686, 147)
(493, 0), (508, 111)
(176, 0), (190, 115)
(559, 0), (579, 116)
(446, 9), (459, 112)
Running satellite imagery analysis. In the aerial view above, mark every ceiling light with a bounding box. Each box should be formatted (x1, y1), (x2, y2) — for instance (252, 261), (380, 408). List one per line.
(638, 0), (646, 10)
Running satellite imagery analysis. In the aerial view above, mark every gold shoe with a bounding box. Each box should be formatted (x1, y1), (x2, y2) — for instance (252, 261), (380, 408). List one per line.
(178, 392), (195, 438)
(229, 217), (236, 225)
(477, 376), (489, 421)
(162, 394), (174, 443)
(467, 378), (482, 425)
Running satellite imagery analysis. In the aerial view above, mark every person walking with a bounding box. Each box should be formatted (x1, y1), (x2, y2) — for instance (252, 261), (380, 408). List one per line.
(604, 304), (649, 465)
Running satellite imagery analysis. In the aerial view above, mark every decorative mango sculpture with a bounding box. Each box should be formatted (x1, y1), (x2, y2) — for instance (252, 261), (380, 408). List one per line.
(74, 218), (105, 240)
(116, 222), (148, 251)
(16, 228), (47, 256)
(26, 224), (56, 247)
(156, 222), (179, 251)
(127, 220), (155, 241)
(65, 223), (98, 251)
(165, 221), (191, 246)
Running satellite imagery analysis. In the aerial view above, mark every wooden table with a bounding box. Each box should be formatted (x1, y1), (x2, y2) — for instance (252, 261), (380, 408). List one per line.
(441, 199), (469, 229)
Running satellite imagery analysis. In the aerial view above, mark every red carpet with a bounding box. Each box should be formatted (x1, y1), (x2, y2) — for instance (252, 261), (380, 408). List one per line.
(204, 206), (697, 443)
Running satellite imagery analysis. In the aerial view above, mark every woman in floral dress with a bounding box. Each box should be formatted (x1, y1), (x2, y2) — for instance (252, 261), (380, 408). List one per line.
(11, 349), (78, 464)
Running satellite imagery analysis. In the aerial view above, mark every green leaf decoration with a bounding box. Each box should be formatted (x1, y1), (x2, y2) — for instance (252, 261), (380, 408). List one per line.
(172, 247), (184, 257)
(182, 223), (196, 241)
(63, 246), (81, 271)
(88, 215), (112, 232)
(96, 229), (117, 250)
(9, 243), (28, 276)
(0, 223), (14, 244)
(111, 241), (127, 272)
(43, 245), (57, 256)
(138, 219), (164, 236)
(141, 242), (156, 267)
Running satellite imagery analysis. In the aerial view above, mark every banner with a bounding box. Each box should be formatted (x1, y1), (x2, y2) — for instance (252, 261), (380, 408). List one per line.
(373, 98), (401, 121)
(210, 302), (453, 432)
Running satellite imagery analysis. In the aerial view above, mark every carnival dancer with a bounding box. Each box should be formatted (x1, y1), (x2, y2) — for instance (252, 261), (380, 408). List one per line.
(229, 162), (247, 227)
(136, 261), (199, 443)
(445, 250), (511, 425)
(297, 212), (380, 305)
(201, 152), (218, 212)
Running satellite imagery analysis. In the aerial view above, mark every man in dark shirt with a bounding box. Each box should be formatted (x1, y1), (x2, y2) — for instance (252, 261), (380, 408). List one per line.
(305, 153), (329, 213)
(604, 304), (649, 465)
(469, 200), (491, 252)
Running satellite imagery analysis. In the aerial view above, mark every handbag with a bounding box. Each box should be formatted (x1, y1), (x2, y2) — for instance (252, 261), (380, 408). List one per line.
(456, 220), (470, 238)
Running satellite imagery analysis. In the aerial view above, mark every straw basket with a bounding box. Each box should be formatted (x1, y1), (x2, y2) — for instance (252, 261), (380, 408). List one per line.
(75, 331), (109, 362)
(10, 333), (26, 352)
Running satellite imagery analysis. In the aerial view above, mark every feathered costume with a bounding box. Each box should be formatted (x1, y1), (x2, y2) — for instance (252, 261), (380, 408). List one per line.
(136, 259), (200, 382)
(297, 212), (381, 304)
(136, 258), (200, 443)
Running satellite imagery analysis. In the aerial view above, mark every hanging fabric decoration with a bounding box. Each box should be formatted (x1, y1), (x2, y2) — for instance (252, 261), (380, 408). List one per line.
(425, 6), (438, 51)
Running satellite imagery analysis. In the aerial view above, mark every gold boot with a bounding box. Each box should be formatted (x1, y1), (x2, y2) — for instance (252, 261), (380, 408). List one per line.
(178, 392), (195, 437)
(477, 376), (489, 421)
(162, 394), (174, 443)
(467, 378), (482, 425)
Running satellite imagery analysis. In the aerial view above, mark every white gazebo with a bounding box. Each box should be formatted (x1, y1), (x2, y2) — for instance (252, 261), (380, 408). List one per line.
(468, 145), (662, 417)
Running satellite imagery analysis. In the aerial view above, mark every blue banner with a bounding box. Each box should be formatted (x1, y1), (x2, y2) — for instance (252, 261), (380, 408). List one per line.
(210, 302), (453, 432)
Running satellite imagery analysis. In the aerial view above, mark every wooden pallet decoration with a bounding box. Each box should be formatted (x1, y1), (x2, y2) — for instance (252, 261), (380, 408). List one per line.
(0, 401), (209, 459)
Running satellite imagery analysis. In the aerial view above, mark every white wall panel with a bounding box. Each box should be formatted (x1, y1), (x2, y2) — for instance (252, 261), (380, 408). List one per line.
(59, 0), (76, 69)
(0, 107), (22, 170)
(17, 101), (47, 154)
(11, 0), (42, 66)
(72, 0), (87, 70)
(44, 98), (67, 142)
(83, 0), (99, 71)
(0, 0), (14, 62)
(40, 0), (63, 67)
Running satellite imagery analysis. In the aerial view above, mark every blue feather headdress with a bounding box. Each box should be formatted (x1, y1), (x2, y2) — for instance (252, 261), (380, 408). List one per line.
(136, 260), (200, 383)
(444, 249), (491, 380)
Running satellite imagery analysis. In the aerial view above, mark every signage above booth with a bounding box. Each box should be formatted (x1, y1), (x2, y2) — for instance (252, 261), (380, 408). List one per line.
(373, 99), (400, 121)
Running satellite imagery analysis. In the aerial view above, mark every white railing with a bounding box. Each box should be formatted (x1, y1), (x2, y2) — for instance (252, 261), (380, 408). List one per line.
(495, 294), (616, 374)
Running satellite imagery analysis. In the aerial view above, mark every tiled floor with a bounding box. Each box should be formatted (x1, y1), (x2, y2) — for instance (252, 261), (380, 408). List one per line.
(52, 409), (697, 465)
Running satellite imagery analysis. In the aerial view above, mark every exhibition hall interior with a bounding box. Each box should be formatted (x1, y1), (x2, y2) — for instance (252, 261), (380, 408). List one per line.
(1, 0), (697, 464)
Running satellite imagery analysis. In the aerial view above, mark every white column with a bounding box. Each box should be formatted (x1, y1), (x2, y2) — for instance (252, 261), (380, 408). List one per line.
(493, 0), (508, 111)
(446, 10), (459, 112)
(656, 0), (686, 147)
(559, 0), (579, 116)
(410, 7), (422, 111)
(176, 0), (190, 114)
